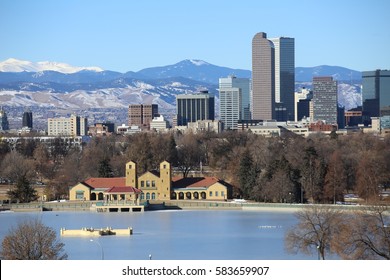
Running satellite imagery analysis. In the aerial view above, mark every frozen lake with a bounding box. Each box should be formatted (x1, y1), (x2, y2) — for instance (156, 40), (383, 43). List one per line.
(0, 209), (315, 260)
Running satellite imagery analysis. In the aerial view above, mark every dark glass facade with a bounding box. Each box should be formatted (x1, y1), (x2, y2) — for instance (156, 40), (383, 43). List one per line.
(176, 92), (215, 126)
(22, 111), (33, 128)
(362, 70), (390, 125)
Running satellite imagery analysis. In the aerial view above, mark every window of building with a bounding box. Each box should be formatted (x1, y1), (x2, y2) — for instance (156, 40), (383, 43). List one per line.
(151, 193), (156, 200)
(221, 191), (225, 197)
(141, 181), (144, 188)
(215, 191), (218, 197)
(209, 191), (212, 197)
(146, 180), (150, 187)
(76, 191), (84, 200)
(146, 193), (150, 200)
(140, 193), (145, 200)
(152, 181), (155, 188)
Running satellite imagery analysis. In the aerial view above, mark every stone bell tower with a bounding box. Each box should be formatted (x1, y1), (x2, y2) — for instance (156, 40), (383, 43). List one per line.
(125, 161), (137, 188)
(159, 161), (171, 200)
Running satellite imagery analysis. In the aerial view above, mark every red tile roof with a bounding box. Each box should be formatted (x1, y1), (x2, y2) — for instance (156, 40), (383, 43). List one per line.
(83, 177), (128, 189)
(105, 186), (141, 193)
(172, 176), (220, 189)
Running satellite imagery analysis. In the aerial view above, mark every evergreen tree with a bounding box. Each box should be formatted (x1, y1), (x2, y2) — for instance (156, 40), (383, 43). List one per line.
(238, 149), (258, 199)
(7, 175), (37, 203)
(98, 158), (114, 178)
(167, 134), (178, 166)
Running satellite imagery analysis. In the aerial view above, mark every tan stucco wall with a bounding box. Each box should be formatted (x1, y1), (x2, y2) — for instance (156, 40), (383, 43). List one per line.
(173, 182), (229, 201)
(69, 183), (90, 201)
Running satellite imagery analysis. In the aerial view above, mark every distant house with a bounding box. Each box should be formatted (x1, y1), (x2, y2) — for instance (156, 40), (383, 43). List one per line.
(69, 160), (233, 202)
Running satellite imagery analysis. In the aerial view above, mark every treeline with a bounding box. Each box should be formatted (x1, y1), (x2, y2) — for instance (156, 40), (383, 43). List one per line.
(0, 130), (389, 203)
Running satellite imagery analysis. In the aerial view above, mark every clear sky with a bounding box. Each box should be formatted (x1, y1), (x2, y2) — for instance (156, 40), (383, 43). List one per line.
(1, 0), (389, 72)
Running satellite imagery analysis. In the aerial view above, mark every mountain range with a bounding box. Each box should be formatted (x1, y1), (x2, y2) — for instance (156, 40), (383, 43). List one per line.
(0, 58), (362, 116)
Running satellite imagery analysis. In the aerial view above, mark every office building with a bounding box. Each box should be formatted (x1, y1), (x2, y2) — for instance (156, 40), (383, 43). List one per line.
(48, 114), (88, 136)
(0, 107), (9, 131)
(362, 70), (390, 125)
(219, 87), (241, 130)
(295, 88), (312, 121)
(252, 32), (275, 120)
(150, 115), (170, 132)
(128, 104), (158, 129)
(270, 37), (295, 121)
(312, 77), (338, 125)
(22, 109), (33, 129)
(176, 91), (215, 126)
(219, 75), (251, 120)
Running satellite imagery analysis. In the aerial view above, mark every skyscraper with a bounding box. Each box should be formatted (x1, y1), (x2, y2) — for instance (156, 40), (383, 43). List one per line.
(219, 87), (241, 130)
(22, 109), (33, 129)
(362, 70), (390, 125)
(312, 77), (338, 125)
(176, 91), (215, 126)
(252, 32), (275, 120)
(270, 37), (295, 121)
(219, 75), (251, 120)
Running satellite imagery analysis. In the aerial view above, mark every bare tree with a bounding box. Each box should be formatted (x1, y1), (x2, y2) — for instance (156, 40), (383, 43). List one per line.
(0, 150), (35, 183)
(324, 150), (347, 204)
(176, 133), (203, 178)
(285, 205), (343, 260)
(334, 205), (390, 260)
(1, 219), (67, 260)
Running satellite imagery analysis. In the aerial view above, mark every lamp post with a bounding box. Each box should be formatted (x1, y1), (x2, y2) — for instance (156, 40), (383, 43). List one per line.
(90, 239), (104, 260)
(317, 245), (320, 260)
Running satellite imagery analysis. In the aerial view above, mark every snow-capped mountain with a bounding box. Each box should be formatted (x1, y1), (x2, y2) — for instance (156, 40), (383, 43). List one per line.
(0, 58), (103, 73)
(0, 58), (362, 115)
(296, 65), (362, 82)
(137, 59), (251, 84)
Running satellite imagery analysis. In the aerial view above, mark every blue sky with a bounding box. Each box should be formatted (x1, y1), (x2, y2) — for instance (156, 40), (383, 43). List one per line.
(1, 0), (389, 72)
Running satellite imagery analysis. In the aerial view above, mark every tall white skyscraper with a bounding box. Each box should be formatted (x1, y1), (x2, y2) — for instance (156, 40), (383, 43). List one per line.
(219, 75), (251, 120)
(219, 87), (241, 130)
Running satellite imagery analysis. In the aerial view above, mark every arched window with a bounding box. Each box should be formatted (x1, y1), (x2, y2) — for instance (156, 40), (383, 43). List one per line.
(141, 193), (145, 200)
(151, 193), (156, 200)
(146, 193), (150, 200)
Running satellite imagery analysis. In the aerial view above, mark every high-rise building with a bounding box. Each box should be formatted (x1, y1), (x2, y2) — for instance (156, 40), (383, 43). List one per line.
(128, 104), (158, 129)
(48, 114), (88, 136)
(0, 107), (9, 131)
(219, 87), (241, 130)
(295, 88), (312, 121)
(176, 91), (215, 126)
(270, 37), (295, 121)
(22, 109), (33, 129)
(252, 32), (275, 120)
(219, 75), (251, 120)
(312, 77), (338, 125)
(362, 70), (390, 125)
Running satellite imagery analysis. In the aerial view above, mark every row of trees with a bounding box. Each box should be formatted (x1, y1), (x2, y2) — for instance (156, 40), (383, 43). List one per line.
(0, 130), (389, 203)
(285, 204), (390, 260)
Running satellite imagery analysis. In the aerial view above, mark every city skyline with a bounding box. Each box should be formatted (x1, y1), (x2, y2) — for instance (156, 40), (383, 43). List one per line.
(0, 0), (389, 73)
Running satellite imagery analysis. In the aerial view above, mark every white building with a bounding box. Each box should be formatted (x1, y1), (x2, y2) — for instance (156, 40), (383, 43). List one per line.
(219, 75), (251, 120)
(150, 115), (170, 132)
(219, 87), (241, 130)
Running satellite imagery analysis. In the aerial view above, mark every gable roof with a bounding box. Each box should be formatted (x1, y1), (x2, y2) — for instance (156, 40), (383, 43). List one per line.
(82, 177), (128, 189)
(172, 176), (220, 189)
